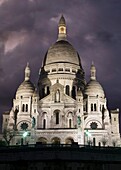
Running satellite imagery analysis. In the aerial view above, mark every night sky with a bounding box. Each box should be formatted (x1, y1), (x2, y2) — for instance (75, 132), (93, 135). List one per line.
(0, 0), (121, 125)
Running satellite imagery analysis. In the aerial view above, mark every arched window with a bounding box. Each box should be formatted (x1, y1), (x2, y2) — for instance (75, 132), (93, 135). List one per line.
(47, 86), (50, 95)
(26, 104), (28, 112)
(94, 104), (96, 111)
(86, 101), (88, 112)
(56, 112), (59, 124)
(91, 104), (93, 111)
(43, 119), (46, 129)
(69, 119), (72, 128)
(22, 104), (25, 112)
(100, 104), (102, 111)
(72, 86), (76, 99)
(42, 88), (45, 98)
(66, 85), (70, 95)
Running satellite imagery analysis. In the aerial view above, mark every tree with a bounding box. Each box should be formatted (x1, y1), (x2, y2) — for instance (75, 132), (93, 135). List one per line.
(0, 140), (6, 146)
(3, 129), (15, 146)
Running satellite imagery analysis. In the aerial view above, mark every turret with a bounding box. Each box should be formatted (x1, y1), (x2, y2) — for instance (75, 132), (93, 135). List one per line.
(90, 62), (96, 80)
(25, 62), (30, 81)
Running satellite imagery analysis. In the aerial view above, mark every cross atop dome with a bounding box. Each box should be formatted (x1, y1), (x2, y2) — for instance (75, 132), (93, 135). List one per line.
(57, 15), (67, 41)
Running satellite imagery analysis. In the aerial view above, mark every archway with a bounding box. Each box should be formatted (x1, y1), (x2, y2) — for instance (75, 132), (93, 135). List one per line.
(51, 137), (61, 144)
(38, 137), (47, 144)
(65, 137), (74, 144)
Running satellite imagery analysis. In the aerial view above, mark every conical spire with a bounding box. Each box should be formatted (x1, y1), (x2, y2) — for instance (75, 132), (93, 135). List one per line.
(59, 15), (66, 26)
(57, 15), (67, 41)
(90, 61), (96, 80)
(25, 62), (30, 81)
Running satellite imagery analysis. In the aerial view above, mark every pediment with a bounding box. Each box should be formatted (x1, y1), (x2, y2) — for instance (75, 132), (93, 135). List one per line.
(63, 94), (76, 103)
(39, 92), (76, 104)
(51, 81), (64, 93)
(39, 94), (52, 103)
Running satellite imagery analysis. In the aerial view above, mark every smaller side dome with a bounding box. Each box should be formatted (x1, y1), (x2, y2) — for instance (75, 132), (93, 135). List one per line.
(84, 63), (105, 98)
(84, 80), (105, 98)
(16, 80), (35, 97)
(16, 63), (35, 97)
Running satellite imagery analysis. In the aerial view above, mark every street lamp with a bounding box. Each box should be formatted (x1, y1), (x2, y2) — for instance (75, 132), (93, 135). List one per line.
(23, 131), (28, 138)
(85, 130), (91, 145)
(85, 130), (91, 137)
(22, 131), (28, 145)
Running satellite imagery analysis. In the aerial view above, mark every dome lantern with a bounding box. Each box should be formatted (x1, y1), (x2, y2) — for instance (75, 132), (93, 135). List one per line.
(90, 61), (96, 80)
(25, 62), (30, 81)
(57, 15), (67, 41)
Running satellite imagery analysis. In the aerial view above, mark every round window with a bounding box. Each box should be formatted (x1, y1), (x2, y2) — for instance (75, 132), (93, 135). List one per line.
(90, 122), (98, 129)
(20, 122), (28, 130)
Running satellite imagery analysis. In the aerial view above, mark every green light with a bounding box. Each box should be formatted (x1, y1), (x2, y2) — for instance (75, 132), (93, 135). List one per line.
(23, 131), (28, 138)
(85, 130), (91, 137)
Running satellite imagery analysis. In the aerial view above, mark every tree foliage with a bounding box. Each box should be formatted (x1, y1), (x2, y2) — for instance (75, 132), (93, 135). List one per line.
(3, 129), (15, 146)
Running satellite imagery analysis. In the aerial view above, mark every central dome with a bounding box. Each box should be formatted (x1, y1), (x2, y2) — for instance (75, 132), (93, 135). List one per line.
(44, 40), (81, 66)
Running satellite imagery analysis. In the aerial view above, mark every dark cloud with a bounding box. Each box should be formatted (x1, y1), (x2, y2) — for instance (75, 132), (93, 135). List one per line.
(0, 0), (121, 127)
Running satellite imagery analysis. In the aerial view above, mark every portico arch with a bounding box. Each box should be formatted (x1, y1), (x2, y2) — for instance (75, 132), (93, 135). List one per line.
(65, 137), (74, 144)
(51, 137), (61, 144)
(38, 137), (48, 144)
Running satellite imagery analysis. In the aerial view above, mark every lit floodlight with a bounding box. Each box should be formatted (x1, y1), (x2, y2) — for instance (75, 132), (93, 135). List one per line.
(23, 131), (28, 138)
(85, 130), (91, 137)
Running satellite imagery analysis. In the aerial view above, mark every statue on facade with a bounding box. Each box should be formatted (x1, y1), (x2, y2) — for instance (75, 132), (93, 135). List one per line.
(55, 89), (60, 102)
(77, 116), (81, 126)
(32, 117), (36, 128)
(14, 108), (19, 130)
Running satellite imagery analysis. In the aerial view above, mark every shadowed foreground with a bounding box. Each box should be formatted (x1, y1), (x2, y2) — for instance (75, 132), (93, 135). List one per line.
(0, 144), (121, 170)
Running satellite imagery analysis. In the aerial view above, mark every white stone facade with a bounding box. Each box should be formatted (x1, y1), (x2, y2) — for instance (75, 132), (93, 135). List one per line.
(2, 16), (120, 146)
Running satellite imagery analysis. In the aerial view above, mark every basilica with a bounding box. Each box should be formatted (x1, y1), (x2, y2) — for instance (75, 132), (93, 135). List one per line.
(2, 16), (120, 146)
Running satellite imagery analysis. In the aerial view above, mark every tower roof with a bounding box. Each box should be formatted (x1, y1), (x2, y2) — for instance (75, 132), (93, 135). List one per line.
(58, 15), (67, 41)
(84, 63), (105, 98)
(16, 64), (35, 97)
(25, 62), (30, 81)
(58, 15), (66, 26)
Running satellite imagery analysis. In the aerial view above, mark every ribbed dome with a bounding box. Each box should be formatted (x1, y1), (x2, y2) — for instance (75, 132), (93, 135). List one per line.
(16, 80), (35, 96)
(84, 80), (105, 98)
(16, 63), (35, 97)
(43, 40), (81, 66)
